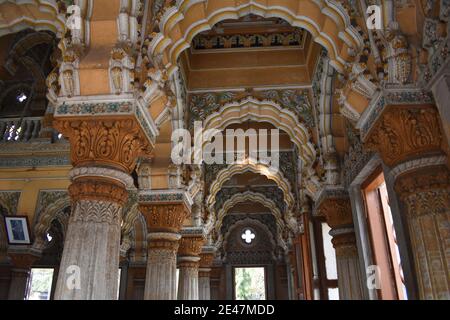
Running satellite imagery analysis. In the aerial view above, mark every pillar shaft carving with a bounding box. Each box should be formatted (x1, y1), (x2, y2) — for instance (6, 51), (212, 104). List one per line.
(52, 114), (152, 299)
(395, 166), (450, 299)
(365, 105), (444, 167)
(144, 233), (181, 300)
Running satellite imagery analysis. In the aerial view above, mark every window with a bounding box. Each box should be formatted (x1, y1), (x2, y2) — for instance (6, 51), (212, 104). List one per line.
(363, 170), (407, 300)
(26, 268), (54, 300)
(241, 228), (256, 244)
(234, 267), (266, 300)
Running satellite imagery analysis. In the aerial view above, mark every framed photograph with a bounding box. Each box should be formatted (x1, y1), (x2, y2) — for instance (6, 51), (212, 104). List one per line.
(4, 216), (31, 245)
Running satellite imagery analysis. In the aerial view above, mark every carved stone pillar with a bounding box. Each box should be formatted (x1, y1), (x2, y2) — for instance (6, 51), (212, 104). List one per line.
(394, 166), (450, 299)
(177, 229), (205, 300)
(7, 249), (41, 300)
(139, 191), (191, 300)
(53, 117), (151, 300)
(198, 247), (215, 300)
(365, 104), (449, 299)
(318, 196), (365, 300)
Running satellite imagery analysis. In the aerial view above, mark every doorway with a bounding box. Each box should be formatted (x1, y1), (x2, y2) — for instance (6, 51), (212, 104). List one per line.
(234, 267), (267, 300)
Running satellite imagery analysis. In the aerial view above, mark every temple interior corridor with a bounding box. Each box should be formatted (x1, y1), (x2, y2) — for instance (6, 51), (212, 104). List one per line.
(0, 0), (449, 301)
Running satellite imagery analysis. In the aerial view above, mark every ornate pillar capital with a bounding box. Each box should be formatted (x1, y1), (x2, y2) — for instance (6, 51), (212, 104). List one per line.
(54, 116), (152, 173)
(364, 105), (445, 167)
(139, 190), (192, 233)
(317, 197), (353, 230)
(178, 231), (206, 260)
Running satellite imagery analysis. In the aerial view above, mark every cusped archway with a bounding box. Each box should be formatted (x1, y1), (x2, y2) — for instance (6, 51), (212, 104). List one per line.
(201, 97), (316, 165)
(206, 162), (295, 212)
(150, 0), (363, 74)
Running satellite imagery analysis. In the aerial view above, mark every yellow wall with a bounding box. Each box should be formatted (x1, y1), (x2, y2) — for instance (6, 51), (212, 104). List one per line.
(0, 167), (71, 221)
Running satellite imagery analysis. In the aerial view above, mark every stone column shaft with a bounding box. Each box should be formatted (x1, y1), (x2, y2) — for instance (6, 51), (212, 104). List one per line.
(395, 166), (450, 299)
(52, 116), (152, 300)
(178, 258), (200, 300)
(318, 196), (364, 300)
(139, 195), (190, 300)
(177, 233), (205, 300)
(144, 233), (180, 300)
(54, 176), (128, 300)
(199, 268), (212, 300)
(331, 229), (365, 300)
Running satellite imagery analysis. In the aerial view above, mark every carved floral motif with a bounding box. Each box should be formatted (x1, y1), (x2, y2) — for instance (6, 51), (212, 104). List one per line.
(365, 106), (443, 166)
(139, 203), (189, 233)
(54, 118), (151, 173)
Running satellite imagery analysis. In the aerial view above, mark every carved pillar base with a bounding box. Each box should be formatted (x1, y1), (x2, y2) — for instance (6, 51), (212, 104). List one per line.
(144, 233), (180, 300)
(54, 172), (130, 300)
(395, 166), (450, 299)
(330, 228), (365, 300)
(177, 232), (205, 300)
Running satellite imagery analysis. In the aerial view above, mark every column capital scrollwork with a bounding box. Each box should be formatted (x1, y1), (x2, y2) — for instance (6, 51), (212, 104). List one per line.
(178, 235), (205, 258)
(54, 117), (152, 173)
(139, 202), (189, 234)
(317, 197), (353, 229)
(394, 165), (450, 217)
(364, 105), (444, 167)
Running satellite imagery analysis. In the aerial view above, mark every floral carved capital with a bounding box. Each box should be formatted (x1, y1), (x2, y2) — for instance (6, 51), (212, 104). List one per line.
(317, 198), (353, 229)
(139, 203), (189, 233)
(178, 236), (205, 258)
(54, 118), (152, 173)
(199, 252), (215, 268)
(365, 106), (444, 167)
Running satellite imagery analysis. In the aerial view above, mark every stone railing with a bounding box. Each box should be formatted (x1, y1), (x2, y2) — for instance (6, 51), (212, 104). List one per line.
(0, 117), (62, 142)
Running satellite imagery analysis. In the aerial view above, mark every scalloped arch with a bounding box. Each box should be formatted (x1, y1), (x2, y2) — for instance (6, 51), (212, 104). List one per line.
(0, 1), (65, 38)
(202, 97), (317, 165)
(214, 191), (285, 234)
(150, 0), (363, 74)
(206, 163), (295, 212)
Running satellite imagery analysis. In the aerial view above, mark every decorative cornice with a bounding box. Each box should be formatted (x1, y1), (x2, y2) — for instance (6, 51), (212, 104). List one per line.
(358, 89), (435, 141)
(54, 96), (158, 147)
(139, 189), (193, 209)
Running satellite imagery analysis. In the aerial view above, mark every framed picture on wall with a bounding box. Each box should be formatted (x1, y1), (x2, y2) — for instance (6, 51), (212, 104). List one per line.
(4, 216), (31, 245)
